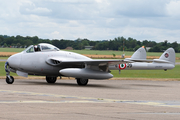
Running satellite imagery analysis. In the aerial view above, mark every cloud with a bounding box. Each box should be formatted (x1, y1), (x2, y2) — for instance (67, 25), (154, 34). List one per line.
(111, 0), (168, 17)
(166, 0), (180, 17)
(24, 7), (52, 15)
(19, 1), (52, 16)
(0, 0), (180, 43)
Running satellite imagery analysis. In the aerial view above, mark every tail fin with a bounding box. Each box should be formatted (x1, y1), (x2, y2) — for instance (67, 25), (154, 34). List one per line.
(131, 47), (146, 60)
(125, 47), (147, 62)
(158, 48), (176, 65)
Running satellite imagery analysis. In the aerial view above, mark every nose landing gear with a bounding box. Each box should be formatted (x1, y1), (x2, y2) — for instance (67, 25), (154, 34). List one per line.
(6, 76), (14, 84)
(5, 62), (14, 84)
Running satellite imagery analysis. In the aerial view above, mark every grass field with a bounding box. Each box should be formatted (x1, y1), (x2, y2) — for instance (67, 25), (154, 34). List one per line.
(0, 48), (25, 52)
(0, 61), (179, 79)
(111, 65), (180, 79)
(0, 57), (8, 59)
(1, 48), (180, 58)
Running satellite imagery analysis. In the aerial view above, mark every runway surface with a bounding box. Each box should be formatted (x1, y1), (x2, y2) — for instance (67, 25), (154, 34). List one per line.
(1, 79), (180, 120)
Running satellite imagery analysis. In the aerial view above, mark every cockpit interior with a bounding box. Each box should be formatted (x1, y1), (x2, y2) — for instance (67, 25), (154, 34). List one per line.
(24, 43), (60, 53)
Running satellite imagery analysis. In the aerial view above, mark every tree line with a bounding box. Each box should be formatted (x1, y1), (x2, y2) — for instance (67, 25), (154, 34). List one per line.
(0, 35), (180, 52)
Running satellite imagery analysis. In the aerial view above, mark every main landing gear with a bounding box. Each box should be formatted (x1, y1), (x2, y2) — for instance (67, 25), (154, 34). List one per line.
(5, 62), (14, 84)
(76, 78), (88, 86)
(46, 77), (88, 85)
(46, 76), (57, 83)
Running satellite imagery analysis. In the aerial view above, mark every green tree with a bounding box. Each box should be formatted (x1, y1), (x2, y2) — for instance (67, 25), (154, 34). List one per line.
(3, 43), (7, 47)
(171, 41), (179, 52)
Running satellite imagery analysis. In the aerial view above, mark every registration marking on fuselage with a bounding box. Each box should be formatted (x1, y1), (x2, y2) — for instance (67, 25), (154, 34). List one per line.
(1, 89), (180, 108)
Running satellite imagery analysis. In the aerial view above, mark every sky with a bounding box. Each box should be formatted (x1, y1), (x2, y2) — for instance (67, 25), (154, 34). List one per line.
(0, 0), (180, 43)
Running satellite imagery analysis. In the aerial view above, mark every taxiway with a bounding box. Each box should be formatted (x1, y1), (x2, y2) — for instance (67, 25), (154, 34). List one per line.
(0, 79), (180, 120)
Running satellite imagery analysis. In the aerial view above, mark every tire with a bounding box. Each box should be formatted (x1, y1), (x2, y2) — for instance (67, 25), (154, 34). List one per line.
(76, 78), (88, 86)
(6, 76), (14, 84)
(46, 76), (57, 83)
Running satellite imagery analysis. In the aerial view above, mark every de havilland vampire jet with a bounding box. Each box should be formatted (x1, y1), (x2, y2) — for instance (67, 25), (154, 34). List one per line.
(5, 43), (175, 86)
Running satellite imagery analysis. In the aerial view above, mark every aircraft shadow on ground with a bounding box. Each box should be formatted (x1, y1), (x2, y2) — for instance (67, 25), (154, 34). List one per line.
(12, 80), (130, 89)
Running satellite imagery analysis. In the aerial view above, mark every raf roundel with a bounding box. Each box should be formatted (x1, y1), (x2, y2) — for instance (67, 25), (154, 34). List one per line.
(165, 53), (169, 58)
(119, 64), (126, 70)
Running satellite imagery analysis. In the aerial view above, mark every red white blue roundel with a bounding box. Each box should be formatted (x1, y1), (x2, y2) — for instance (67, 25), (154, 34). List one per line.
(119, 64), (126, 70)
(165, 53), (169, 58)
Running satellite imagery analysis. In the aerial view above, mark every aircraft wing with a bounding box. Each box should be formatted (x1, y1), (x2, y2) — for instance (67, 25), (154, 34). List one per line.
(46, 47), (148, 67)
(46, 57), (127, 66)
(63, 59), (127, 66)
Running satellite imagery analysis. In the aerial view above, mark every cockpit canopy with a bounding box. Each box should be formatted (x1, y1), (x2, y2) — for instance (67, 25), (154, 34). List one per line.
(24, 43), (60, 53)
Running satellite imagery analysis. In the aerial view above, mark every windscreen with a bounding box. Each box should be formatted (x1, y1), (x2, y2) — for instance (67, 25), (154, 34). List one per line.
(23, 45), (34, 53)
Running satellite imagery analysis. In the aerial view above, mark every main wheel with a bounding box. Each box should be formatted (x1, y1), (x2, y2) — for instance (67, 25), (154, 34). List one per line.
(76, 78), (88, 86)
(46, 76), (57, 83)
(6, 76), (14, 84)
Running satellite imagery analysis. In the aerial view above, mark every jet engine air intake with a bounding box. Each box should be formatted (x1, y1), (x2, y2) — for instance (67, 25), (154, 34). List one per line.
(46, 58), (61, 66)
(52, 60), (61, 65)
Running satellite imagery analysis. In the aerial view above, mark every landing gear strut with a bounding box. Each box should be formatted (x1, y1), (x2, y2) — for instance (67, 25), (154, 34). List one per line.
(46, 76), (57, 83)
(76, 78), (88, 86)
(5, 62), (14, 84)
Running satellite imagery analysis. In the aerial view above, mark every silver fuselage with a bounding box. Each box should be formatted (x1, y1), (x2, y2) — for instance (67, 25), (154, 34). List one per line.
(7, 50), (91, 76)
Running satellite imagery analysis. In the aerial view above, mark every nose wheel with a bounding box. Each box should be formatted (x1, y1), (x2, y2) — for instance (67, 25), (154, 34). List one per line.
(5, 62), (14, 84)
(6, 76), (14, 84)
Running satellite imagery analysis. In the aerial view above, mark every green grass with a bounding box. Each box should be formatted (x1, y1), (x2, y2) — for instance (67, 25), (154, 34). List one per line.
(112, 65), (180, 78)
(0, 61), (179, 79)
(64, 49), (131, 55)
(0, 62), (16, 76)
(0, 48), (25, 52)
(0, 57), (9, 59)
(0, 48), (180, 58)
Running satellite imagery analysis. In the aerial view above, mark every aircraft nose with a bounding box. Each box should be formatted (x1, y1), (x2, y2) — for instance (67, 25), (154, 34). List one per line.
(7, 53), (22, 69)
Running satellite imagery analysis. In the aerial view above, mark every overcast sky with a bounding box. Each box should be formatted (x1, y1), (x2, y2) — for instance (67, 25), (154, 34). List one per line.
(0, 0), (180, 43)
